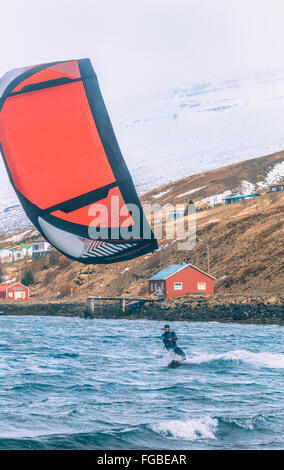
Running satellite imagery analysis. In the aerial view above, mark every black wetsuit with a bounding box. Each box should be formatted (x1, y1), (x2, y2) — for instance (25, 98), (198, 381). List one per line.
(162, 331), (186, 360)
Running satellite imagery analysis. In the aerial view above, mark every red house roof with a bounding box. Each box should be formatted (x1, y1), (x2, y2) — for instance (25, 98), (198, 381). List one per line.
(0, 282), (29, 291)
(149, 264), (216, 281)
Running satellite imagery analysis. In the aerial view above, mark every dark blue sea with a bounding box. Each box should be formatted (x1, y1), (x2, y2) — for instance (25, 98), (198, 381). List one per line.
(0, 316), (283, 449)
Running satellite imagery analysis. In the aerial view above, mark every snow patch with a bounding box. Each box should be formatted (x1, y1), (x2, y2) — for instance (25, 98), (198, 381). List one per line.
(0, 229), (38, 244)
(152, 189), (172, 199)
(202, 219), (220, 226)
(239, 180), (255, 194)
(257, 160), (284, 188)
(121, 267), (130, 274)
(176, 186), (207, 198)
(198, 190), (232, 207)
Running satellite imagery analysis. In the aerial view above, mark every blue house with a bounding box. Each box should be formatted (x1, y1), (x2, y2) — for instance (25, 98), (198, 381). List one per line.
(269, 182), (284, 192)
(224, 193), (260, 205)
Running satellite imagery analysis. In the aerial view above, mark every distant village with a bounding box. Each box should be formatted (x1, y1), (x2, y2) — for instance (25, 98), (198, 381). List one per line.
(0, 240), (51, 263)
(0, 240), (52, 300)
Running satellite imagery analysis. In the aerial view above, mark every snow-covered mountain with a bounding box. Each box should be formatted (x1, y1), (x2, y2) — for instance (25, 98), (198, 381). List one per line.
(1, 68), (284, 234)
(114, 68), (284, 193)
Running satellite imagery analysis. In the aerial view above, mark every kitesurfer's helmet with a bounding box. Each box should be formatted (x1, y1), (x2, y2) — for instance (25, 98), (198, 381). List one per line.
(164, 324), (170, 330)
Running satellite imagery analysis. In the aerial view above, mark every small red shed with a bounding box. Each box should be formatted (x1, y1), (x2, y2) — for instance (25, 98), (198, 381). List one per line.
(148, 264), (215, 299)
(0, 283), (30, 300)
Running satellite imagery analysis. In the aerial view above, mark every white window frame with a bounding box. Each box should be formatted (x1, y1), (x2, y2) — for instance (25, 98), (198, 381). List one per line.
(174, 282), (183, 290)
(197, 282), (206, 290)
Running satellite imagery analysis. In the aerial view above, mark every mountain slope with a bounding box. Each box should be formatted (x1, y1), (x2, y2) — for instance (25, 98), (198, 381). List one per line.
(2, 67), (284, 234)
(142, 149), (284, 206)
(0, 150), (283, 298)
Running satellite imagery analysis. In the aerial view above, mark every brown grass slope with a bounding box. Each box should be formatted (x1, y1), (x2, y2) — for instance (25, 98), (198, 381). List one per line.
(1, 150), (283, 299)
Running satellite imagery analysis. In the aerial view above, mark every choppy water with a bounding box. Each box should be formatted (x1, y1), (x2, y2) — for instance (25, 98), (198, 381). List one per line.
(0, 316), (283, 449)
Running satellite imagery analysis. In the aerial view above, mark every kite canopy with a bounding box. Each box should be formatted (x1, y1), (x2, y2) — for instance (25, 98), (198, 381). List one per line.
(0, 59), (158, 263)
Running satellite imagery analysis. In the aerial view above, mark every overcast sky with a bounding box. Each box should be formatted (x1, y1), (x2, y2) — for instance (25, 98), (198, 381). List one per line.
(0, 0), (284, 102)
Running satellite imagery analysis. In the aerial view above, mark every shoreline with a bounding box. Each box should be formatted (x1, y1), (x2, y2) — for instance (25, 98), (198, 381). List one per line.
(0, 294), (283, 326)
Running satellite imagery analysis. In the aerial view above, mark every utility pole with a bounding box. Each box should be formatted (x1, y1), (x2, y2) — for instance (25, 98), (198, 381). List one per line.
(87, 265), (90, 295)
(199, 238), (210, 273)
(159, 247), (163, 270)
(207, 242), (210, 274)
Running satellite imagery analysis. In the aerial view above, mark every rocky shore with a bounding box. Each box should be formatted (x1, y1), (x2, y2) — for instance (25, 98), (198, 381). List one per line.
(0, 300), (85, 318)
(0, 294), (283, 325)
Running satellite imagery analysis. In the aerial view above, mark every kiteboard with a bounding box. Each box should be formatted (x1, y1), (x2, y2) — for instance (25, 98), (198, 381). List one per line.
(168, 360), (186, 368)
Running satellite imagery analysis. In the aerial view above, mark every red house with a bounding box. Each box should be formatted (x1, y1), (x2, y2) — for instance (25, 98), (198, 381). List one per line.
(148, 264), (215, 299)
(0, 283), (30, 300)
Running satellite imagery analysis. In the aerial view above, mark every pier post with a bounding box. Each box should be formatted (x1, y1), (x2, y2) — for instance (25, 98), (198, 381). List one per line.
(86, 297), (95, 314)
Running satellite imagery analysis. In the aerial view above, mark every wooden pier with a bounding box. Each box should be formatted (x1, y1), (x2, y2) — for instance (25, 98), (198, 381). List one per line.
(86, 296), (162, 316)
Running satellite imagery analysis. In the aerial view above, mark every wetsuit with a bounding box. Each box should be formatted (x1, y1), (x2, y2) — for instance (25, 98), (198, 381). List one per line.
(162, 331), (186, 360)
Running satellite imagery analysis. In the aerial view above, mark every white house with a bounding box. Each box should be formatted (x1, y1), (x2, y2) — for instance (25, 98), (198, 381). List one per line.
(22, 244), (33, 257)
(0, 248), (24, 263)
(11, 249), (23, 261)
(32, 240), (52, 258)
(0, 249), (13, 263)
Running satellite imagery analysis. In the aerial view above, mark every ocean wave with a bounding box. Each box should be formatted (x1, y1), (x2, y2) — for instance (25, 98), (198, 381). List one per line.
(150, 416), (218, 441)
(9, 382), (54, 393)
(220, 416), (260, 431)
(0, 426), (156, 450)
(119, 381), (148, 386)
(188, 350), (284, 369)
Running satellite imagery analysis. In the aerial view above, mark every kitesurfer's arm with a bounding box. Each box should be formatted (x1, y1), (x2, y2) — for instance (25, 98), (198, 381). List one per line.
(162, 333), (170, 350)
(170, 332), (178, 345)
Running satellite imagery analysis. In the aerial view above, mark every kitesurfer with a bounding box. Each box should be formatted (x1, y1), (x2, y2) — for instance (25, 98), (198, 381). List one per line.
(162, 324), (186, 361)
